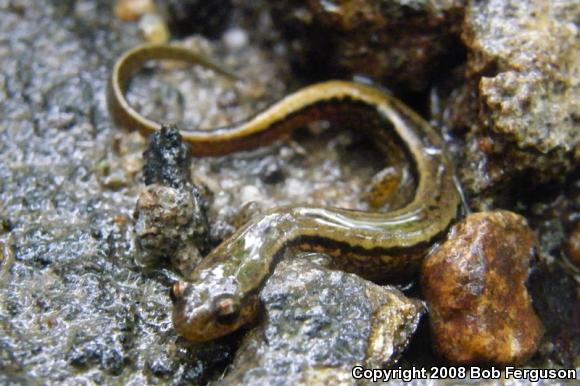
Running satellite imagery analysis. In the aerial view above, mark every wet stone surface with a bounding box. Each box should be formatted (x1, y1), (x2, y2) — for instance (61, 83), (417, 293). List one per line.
(0, 0), (283, 384)
(421, 211), (544, 365)
(222, 258), (425, 386)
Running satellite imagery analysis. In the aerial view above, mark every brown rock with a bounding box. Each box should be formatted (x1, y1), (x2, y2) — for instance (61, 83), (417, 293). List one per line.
(421, 211), (544, 365)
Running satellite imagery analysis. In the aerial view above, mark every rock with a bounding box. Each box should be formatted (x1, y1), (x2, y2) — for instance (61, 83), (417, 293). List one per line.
(441, 0), (579, 199)
(96, 158), (132, 190)
(222, 258), (425, 385)
(139, 12), (170, 44)
(142, 125), (194, 190)
(421, 211), (544, 365)
(134, 184), (207, 275)
(135, 127), (209, 276)
(114, 0), (156, 22)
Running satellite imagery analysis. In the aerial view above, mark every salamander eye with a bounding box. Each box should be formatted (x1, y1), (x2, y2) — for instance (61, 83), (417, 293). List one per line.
(212, 294), (240, 324)
(170, 282), (189, 303)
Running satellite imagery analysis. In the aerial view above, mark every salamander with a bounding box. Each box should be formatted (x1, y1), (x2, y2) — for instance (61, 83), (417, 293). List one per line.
(108, 43), (461, 342)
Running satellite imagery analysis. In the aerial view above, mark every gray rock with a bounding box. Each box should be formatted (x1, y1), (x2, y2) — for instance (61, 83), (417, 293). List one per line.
(134, 184), (207, 277)
(135, 126), (210, 276)
(442, 0), (579, 200)
(221, 258), (425, 386)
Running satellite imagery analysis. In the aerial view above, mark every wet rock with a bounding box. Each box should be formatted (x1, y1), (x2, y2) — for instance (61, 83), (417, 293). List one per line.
(67, 330), (131, 376)
(135, 127), (209, 275)
(441, 0), (579, 199)
(134, 185), (207, 275)
(222, 258), (425, 385)
(142, 125), (194, 190)
(270, 0), (466, 92)
(159, 0), (233, 38)
(421, 211), (544, 365)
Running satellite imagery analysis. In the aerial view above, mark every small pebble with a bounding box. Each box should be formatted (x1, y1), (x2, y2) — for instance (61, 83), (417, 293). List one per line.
(96, 159), (129, 190)
(421, 211), (544, 365)
(117, 132), (147, 156)
(257, 157), (285, 184)
(239, 185), (262, 204)
(114, 0), (155, 22)
(223, 27), (249, 50)
(139, 13), (170, 44)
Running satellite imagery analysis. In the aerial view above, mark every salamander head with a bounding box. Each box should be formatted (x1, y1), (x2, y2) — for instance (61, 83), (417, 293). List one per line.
(170, 273), (259, 342)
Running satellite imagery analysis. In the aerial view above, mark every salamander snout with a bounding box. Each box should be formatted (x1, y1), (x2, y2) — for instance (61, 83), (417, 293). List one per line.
(171, 275), (260, 342)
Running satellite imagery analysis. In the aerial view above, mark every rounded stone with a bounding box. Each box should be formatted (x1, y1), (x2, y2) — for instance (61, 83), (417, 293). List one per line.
(421, 211), (544, 365)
